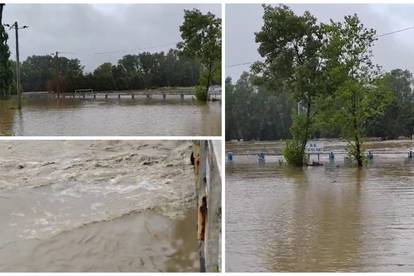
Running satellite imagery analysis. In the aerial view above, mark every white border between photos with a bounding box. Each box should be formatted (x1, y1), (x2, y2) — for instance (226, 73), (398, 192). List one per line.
(1, 0), (411, 276)
(5, 0), (414, 4)
(0, 2), (225, 275)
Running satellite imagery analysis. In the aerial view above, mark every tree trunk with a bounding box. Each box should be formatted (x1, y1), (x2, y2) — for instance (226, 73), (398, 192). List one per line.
(299, 97), (312, 166)
(353, 116), (363, 167)
(204, 62), (213, 101)
(352, 90), (363, 167)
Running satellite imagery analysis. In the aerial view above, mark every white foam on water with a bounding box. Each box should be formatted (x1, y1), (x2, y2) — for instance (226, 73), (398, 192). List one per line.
(0, 141), (196, 244)
(10, 212), (25, 217)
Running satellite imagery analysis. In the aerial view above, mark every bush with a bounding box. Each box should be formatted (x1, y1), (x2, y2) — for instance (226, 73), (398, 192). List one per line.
(283, 139), (306, 167)
(283, 113), (310, 166)
(195, 85), (208, 101)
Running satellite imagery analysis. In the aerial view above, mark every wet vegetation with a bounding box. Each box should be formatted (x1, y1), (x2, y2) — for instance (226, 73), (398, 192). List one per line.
(226, 5), (414, 167)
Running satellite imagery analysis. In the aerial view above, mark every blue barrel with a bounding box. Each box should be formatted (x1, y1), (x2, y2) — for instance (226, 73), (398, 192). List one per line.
(227, 152), (234, 161)
(258, 152), (265, 163)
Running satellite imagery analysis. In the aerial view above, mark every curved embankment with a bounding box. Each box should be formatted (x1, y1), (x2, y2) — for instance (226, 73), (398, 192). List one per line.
(0, 140), (198, 272)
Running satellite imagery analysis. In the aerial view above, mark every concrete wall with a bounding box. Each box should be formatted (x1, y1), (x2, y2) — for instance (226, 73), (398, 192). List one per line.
(193, 140), (222, 272)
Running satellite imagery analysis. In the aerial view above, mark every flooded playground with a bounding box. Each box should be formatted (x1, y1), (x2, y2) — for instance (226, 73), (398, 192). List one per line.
(0, 95), (221, 136)
(226, 140), (414, 272)
(0, 140), (199, 272)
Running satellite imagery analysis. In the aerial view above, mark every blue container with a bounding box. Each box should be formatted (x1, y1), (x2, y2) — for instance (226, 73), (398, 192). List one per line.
(227, 152), (234, 161)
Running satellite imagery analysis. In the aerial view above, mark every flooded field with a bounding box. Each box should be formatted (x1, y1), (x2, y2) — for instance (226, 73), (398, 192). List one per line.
(0, 95), (221, 136)
(0, 140), (199, 272)
(226, 140), (414, 272)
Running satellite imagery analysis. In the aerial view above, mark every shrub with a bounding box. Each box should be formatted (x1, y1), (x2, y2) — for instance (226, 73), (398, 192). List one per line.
(283, 139), (306, 167)
(195, 85), (208, 101)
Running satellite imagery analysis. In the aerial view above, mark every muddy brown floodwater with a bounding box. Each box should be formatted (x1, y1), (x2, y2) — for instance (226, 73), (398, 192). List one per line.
(0, 140), (199, 272)
(0, 95), (221, 136)
(226, 142), (414, 272)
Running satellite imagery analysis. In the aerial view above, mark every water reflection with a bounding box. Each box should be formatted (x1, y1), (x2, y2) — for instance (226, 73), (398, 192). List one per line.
(0, 99), (17, 136)
(226, 157), (414, 272)
(166, 208), (200, 272)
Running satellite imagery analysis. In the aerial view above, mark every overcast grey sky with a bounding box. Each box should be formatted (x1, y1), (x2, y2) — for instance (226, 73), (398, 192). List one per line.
(3, 4), (221, 72)
(226, 4), (414, 81)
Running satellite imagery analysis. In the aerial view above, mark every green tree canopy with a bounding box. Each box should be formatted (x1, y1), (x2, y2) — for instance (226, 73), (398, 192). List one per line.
(227, 6), (399, 167)
(253, 4), (325, 166)
(178, 9), (221, 101)
(319, 14), (392, 166)
(12, 50), (200, 93)
(226, 72), (294, 141)
(366, 69), (414, 139)
(0, 6), (13, 97)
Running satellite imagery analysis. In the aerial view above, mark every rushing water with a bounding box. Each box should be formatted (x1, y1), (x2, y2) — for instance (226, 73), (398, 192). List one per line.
(0, 140), (199, 272)
(226, 150), (414, 272)
(0, 95), (221, 136)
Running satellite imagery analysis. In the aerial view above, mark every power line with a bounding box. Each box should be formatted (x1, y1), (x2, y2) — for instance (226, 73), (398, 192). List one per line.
(226, 25), (414, 68)
(93, 42), (178, 55)
(227, 61), (256, 68)
(378, 26), (414, 37)
(23, 42), (180, 58)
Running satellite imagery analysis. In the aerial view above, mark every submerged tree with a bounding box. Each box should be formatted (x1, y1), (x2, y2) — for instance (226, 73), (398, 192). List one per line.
(178, 9), (221, 101)
(253, 4), (325, 166)
(0, 3), (13, 97)
(321, 15), (392, 167)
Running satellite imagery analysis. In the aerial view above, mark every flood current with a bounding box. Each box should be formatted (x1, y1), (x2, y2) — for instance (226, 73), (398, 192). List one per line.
(0, 140), (199, 272)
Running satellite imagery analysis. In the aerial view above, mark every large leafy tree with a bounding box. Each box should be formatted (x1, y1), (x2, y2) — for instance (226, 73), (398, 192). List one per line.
(93, 62), (116, 91)
(21, 55), (83, 92)
(178, 9), (221, 101)
(321, 14), (392, 167)
(252, 4), (325, 166)
(0, 3), (13, 97)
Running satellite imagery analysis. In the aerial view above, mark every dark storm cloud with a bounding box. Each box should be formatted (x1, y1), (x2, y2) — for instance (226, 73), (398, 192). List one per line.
(2, 4), (221, 72)
(226, 4), (414, 81)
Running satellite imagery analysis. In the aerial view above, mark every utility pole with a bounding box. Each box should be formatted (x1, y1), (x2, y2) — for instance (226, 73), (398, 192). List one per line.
(0, 4), (4, 24)
(4, 21), (28, 109)
(14, 22), (21, 109)
(54, 51), (60, 96)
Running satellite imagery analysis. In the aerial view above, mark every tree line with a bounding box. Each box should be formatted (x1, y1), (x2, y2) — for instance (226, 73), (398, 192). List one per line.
(226, 4), (414, 167)
(0, 6), (221, 101)
(11, 50), (202, 93)
(227, 69), (414, 141)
